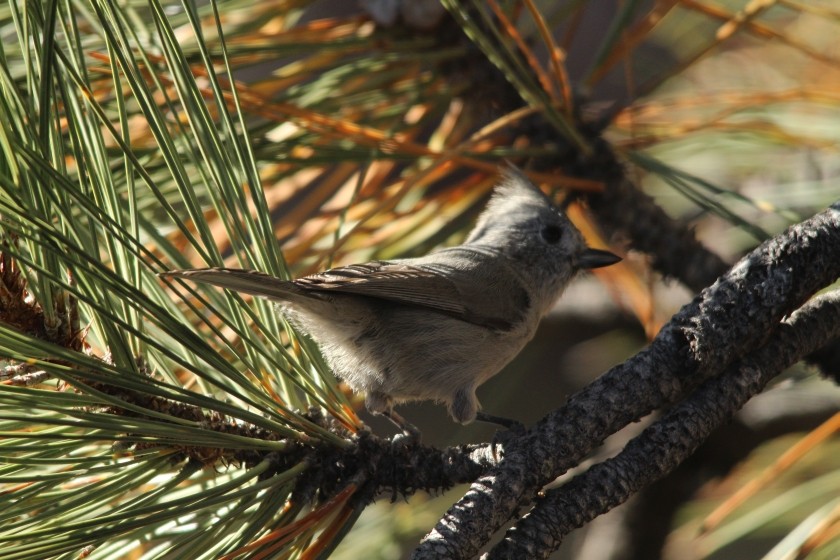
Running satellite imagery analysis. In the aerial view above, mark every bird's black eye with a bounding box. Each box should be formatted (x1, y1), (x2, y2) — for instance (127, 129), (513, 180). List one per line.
(540, 225), (562, 244)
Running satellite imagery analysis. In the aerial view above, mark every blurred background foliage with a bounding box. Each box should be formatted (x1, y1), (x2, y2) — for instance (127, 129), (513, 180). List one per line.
(0, 0), (838, 558)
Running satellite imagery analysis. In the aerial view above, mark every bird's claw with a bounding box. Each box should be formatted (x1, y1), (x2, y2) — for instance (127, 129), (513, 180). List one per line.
(381, 409), (422, 445)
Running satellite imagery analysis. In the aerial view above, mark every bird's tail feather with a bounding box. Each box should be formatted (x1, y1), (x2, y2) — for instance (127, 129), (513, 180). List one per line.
(159, 268), (306, 302)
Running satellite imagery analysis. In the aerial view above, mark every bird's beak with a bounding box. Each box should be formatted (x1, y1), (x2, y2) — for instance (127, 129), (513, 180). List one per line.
(579, 248), (622, 269)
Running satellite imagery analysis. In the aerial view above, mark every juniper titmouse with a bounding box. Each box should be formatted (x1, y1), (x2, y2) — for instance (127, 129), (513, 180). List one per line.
(161, 168), (620, 429)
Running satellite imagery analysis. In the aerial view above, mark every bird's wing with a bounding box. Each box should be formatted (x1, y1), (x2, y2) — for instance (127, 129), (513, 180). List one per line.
(295, 260), (528, 331)
(162, 259), (529, 331)
(295, 262), (460, 310)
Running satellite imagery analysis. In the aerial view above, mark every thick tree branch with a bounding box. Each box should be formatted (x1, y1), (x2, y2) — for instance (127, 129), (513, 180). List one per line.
(572, 382), (840, 560)
(586, 167), (729, 292)
(488, 290), (840, 559)
(412, 203), (840, 559)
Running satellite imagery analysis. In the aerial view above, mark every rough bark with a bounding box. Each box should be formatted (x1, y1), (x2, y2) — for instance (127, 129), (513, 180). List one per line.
(488, 291), (840, 559)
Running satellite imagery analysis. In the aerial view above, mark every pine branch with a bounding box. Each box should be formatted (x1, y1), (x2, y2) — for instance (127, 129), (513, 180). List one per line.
(572, 381), (840, 560)
(489, 290), (840, 559)
(429, 6), (731, 292)
(577, 141), (730, 291)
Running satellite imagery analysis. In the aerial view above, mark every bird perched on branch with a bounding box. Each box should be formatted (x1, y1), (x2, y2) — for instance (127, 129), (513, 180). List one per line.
(161, 168), (620, 435)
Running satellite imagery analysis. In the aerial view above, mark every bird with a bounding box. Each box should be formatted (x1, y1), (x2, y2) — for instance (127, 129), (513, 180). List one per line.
(160, 168), (620, 434)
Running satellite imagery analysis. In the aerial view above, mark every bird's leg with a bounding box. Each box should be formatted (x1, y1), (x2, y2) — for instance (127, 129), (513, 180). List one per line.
(476, 412), (526, 461)
(475, 411), (525, 432)
(381, 408), (421, 444)
(366, 391), (421, 442)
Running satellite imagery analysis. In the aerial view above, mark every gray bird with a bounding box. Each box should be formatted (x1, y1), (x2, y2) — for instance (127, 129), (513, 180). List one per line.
(161, 168), (620, 432)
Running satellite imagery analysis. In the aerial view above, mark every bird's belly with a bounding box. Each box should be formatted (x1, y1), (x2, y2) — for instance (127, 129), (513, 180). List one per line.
(283, 295), (534, 408)
(330, 309), (529, 405)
